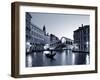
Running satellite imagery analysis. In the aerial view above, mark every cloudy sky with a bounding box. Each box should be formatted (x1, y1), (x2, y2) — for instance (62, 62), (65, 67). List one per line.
(29, 12), (90, 40)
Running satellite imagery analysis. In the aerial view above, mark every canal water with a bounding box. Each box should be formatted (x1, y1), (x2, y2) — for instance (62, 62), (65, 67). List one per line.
(26, 50), (90, 67)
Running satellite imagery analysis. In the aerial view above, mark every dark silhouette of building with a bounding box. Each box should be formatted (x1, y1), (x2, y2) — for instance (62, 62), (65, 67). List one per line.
(73, 24), (90, 52)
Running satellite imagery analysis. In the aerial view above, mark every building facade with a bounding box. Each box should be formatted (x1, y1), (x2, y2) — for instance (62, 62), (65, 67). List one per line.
(30, 23), (45, 44)
(26, 13), (50, 51)
(26, 12), (32, 43)
(73, 24), (90, 52)
(50, 34), (60, 48)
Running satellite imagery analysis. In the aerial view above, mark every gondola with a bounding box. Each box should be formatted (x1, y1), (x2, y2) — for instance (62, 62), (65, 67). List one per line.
(45, 52), (56, 58)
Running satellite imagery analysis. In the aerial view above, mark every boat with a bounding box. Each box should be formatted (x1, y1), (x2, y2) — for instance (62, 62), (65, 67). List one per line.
(44, 44), (56, 58)
(45, 52), (56, 58)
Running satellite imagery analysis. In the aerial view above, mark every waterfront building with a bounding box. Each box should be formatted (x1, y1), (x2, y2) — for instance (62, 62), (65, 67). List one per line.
(30, 23), (45, 44)
(50, 34), (59, 43)
(26, 13), (51, 51)
(26, 12), (32, 43)
(73, 24), (90, 52)
(30, 24), (50, 50)
(50, 34), (60, 48)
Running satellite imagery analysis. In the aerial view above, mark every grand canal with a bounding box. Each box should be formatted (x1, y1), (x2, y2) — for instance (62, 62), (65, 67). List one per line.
(26, 50), (90, 67)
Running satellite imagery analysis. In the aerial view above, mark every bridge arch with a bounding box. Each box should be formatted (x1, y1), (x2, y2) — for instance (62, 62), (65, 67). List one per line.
(60, 37), (73, 45)
(61, 37), (67, 43)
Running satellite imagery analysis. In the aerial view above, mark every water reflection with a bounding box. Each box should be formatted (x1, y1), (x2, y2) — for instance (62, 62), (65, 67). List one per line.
(26, 50), (90, 67)
(86, 54), (90, 64)
(26, 54), (32, 67)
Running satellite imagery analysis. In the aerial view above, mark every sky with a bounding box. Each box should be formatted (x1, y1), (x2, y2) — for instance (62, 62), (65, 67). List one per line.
(29, 12), (90, 40)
